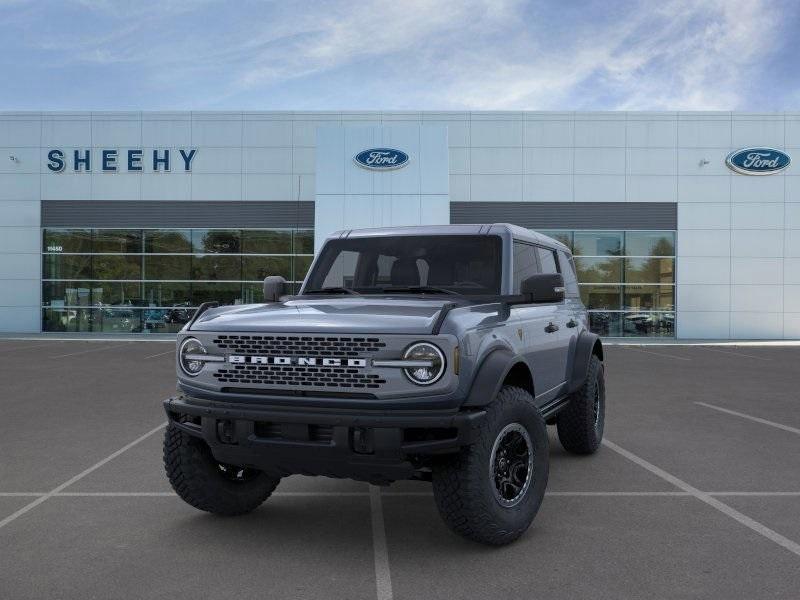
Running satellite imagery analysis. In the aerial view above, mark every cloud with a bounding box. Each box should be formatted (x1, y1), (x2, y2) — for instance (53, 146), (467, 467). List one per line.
(414, 0), (786, 110)
(234, 1), (521, 89)
(606, 0), (782, 110)
(0, 0), (795, 110)
(223, 0), (791, 110)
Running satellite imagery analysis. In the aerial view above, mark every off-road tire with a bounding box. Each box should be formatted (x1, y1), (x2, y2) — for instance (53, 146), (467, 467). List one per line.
(556, 354), (605, 454)
(431, 386), (549, 545)
(164, 421), (280, 515)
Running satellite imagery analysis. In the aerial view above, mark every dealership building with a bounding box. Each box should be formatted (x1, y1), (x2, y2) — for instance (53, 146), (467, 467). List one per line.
(0, 110), (798, 339)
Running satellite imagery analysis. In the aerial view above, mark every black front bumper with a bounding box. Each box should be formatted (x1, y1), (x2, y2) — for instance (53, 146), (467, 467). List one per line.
(163, 395), (486, 483)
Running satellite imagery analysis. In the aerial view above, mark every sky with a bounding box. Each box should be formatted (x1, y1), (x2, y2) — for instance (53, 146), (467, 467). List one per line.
(1, 0), (798, 111)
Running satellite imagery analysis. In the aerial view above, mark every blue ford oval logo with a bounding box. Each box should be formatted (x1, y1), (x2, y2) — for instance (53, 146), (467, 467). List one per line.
(354, 148), (409, 170)
(726, 147), (790, 175)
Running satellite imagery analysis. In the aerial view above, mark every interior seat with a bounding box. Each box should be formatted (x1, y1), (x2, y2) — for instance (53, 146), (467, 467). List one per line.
(427, 259), (454, 286)
(390, 258), (420, 286)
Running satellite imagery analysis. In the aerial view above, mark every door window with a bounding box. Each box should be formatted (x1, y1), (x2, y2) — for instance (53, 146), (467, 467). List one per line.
(536, 247), (559, 274)
(513, 242), (539, 293)
(558, 250), (580, 298)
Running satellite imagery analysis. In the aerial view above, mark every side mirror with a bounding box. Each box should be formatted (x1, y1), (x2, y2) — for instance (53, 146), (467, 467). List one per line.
(520, 273), (565, 303)
(263, 275), (287, 302)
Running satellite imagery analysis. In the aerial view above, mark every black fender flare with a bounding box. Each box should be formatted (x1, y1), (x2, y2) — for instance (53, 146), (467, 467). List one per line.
(462, 347), (529, 407)
(568, 331), (603, 393)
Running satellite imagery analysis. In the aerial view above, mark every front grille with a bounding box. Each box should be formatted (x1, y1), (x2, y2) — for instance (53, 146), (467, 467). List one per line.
(212, 335), (386, 357)
(253, 422), (334, 444)
(211, 334), (389, 390)
(213, 364), (387, 389)
(254, 422), (282, 438)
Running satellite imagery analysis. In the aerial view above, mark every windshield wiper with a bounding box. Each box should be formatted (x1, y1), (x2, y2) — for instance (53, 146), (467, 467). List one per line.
(304, 287), (360, 295)
(376, 286), (459, 295)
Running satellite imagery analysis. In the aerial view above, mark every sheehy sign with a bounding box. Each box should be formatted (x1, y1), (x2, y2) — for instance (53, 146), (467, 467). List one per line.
(46, 148), (197, 172)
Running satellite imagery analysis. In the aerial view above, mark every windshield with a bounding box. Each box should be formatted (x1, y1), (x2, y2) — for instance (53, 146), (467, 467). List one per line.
(303, 235), (502, 295)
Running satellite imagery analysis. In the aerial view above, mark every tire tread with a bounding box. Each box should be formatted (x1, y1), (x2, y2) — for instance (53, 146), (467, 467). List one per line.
(556, 355), (604, 454)
(432, 386), (548, 545)
(163, 421), (279, 516)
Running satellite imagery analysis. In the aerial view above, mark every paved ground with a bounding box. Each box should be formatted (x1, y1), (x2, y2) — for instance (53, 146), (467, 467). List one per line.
(0, 340), (799, 599)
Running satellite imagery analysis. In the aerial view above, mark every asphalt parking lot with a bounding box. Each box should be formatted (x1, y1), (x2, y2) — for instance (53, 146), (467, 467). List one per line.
(1, 340), (799, 599)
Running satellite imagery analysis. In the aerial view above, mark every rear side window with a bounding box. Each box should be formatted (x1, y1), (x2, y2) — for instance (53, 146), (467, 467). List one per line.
(536, 247), (559, 274)
(558, 250), (580, 298)
(513, 241), (539, 293)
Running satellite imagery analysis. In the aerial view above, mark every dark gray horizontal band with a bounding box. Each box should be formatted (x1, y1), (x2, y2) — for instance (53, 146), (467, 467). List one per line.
(42, 200), (315, 228)
(450, 202), (676, 230)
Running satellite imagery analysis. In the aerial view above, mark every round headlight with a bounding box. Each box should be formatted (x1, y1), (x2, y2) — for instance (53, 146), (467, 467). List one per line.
(403, 342), (445, 385)
(179, 337), (207, 377)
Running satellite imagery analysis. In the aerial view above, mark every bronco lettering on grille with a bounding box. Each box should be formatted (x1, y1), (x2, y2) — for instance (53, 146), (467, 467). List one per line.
(228, 355), (368, 367)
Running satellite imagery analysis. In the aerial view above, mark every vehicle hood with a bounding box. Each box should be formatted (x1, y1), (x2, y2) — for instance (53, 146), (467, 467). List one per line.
(189, 297), (455, 334)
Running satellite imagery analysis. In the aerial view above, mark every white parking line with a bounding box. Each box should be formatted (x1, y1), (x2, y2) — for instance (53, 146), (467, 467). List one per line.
(56, 492), (174, 497)
(603, 438), (800, 558)
(696, 402), (800, 436)
(369, 485), (393, 600)
(274, 491), (370, 496)
(50, 343), (135, 358)
(607, 341), (800, 348)
(709, 492), (800, 497)
(59, 492), (364, 498)
(697, 347), (771, 361)
(0, 422), (166, 531)
(3, 490), (800, 498)
(379, 490), (800, 497)
(0, 342), (65, 354)
(380, 491), (693, 497)
(546, 491), (690, 496)
(143, 349), (175, 359)
(622, 347), (691, 361)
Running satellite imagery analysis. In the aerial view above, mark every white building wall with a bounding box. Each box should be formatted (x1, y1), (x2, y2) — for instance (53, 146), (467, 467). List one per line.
(429, 110), (799, 340)
(0, 113), (42, 332)
(675, 112), (798, 339)
(0, 110), (798, 338)
(314, 123), (449, 250)
(0, 111), (323, 332)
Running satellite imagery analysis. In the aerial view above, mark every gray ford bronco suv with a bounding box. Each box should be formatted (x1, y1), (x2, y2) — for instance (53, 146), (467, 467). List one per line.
(163, 224), (605, 545)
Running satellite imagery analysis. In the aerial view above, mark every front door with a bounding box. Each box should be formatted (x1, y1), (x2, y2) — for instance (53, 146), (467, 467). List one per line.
(534, 245), (571, 394)
(516, 303), (566, 400)
(512, 241), (570, 402)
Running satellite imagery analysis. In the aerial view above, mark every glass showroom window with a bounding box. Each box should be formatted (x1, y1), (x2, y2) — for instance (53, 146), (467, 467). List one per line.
(539, 230), (676, 338)
(42, 228), (314, 334)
